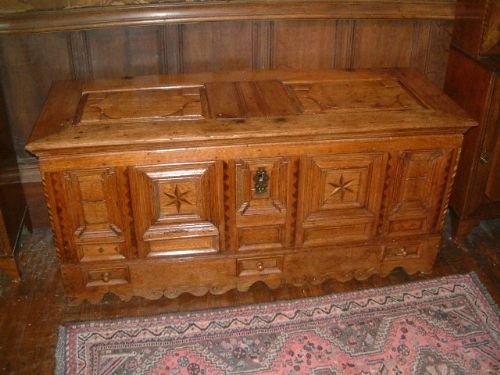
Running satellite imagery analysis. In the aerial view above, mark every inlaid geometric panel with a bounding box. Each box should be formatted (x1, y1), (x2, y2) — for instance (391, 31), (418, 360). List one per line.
(129, 161), (224, 257)
(156, 180), (199, 218)
(77, 87), (203, 124)
(322, 169), (365, 208)
(384, 149), (451, 237)
(287, 80), (424, 114)
(298, 152), (387, 247)
(300, 153), (387, 220)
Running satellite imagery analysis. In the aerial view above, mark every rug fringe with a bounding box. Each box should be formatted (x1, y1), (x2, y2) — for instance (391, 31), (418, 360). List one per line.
(55, 325), (67, 375)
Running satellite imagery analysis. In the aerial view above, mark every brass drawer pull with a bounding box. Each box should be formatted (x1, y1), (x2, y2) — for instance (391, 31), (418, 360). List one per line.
(256, 261), (265, 271)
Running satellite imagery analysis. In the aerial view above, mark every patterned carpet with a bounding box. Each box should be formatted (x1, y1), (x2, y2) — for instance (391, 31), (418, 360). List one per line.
(56, 273), (499, 374)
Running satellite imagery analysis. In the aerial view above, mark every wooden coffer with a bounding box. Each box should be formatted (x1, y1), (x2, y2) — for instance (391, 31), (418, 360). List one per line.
(26, 70), (476, 302)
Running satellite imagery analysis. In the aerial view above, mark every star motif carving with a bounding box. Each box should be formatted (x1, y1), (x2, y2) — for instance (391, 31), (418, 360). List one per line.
(164, 185), (193, 213)
(328, 175), (355, 201)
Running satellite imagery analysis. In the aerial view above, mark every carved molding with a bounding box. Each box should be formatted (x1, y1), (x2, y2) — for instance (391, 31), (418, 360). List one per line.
(0, 1), (457, 35)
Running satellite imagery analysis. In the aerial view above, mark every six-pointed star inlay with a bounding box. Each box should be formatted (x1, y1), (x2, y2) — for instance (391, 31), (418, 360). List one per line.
(328, 175), (355, 201)
(164, 185), (193, 213)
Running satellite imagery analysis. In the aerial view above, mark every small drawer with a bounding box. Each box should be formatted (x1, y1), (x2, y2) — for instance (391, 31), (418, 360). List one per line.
(237, 256), (283, 276)
(381, 243), (421, 261)
(84, 266), (130, 287)
(78, 243), (125, 262)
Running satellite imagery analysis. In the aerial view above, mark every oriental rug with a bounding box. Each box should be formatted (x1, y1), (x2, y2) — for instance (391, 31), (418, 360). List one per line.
(56, 273), (499, 374)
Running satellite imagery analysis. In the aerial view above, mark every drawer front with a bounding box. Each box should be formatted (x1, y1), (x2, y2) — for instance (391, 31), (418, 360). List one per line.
(129, 161), (224, 258)
(381, 243), (422, 261)
(237, 256), (283, 276)
(297, 152), (387, 247)
(84, 266), (130, 287)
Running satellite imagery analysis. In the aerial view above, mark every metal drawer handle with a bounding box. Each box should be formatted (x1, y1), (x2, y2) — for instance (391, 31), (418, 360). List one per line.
(256, 261), (265, 271)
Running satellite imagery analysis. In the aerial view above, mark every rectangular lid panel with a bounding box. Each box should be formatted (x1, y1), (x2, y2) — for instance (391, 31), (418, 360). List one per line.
(77, 87), (204, 124)
(288, 80), (426, 114)
(203, 80), (303, 119)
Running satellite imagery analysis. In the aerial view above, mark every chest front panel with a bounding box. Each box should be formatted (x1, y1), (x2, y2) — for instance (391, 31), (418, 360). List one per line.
(129, 161), (225, 258)
(297, 152), (388, 247)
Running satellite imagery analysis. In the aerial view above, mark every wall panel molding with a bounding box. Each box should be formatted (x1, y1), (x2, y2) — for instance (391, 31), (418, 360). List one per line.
(333, 20), (356, 69)
(251, 21), (272, 70)
(68, 31), (93, 79)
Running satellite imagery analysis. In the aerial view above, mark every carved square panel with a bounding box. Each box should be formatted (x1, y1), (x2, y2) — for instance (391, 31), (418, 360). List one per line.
(62, 168), (124, 242)
(297, 152), (387, 247)
(130, 161), (224, 257)
(385, 149), (451, 237)
(300, 153), (387, 220)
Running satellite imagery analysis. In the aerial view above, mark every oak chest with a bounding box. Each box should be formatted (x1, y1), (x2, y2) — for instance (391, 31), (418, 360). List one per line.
(26, 70), (475, 302)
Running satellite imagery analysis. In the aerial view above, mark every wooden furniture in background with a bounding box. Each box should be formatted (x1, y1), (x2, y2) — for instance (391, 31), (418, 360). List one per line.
(26, 69), (475, 302)
(444, 51), (499, 240)
(443, 0), (499, 242)
(452, 0), (499, 58)
(0, 87), (28, 280)
(0, 1), (456, 228)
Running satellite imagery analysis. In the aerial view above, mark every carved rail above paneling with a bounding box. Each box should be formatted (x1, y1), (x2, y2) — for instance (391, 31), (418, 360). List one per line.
(0, 0), (456, 34)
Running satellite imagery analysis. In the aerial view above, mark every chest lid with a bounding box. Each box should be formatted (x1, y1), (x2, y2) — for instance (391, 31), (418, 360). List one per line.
(26, 69), (476, 155)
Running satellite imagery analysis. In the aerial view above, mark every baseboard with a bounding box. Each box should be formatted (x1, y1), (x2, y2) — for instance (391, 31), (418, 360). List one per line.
(18, 158), (41, 184)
